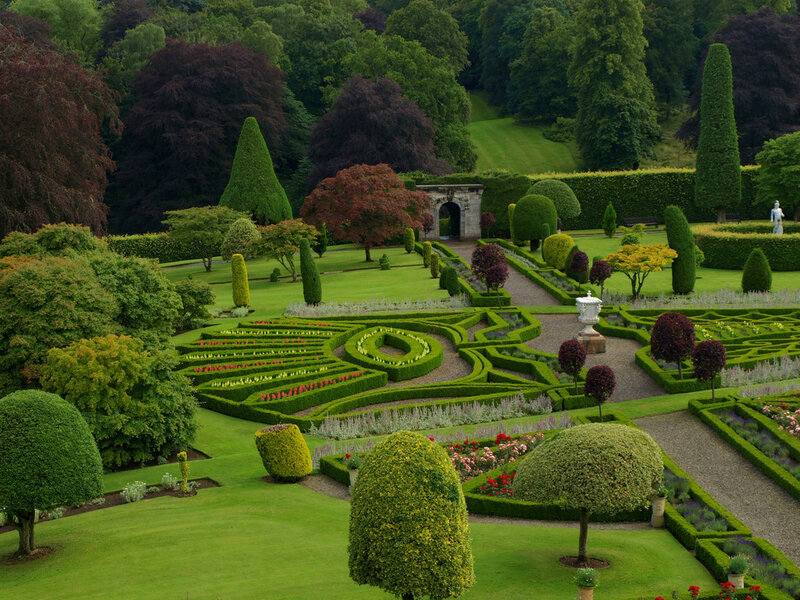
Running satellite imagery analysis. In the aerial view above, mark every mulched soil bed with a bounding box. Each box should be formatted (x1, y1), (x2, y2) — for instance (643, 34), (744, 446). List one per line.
(110, 447), (210, 473)
(559, 556), (610, 569)
(0, 478), (219, 537)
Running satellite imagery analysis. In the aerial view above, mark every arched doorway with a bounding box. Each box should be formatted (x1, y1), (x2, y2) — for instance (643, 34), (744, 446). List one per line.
(439, 202), (461, 240)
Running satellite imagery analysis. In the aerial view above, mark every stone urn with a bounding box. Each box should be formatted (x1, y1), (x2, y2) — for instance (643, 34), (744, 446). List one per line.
(349, 469), (358, 489)
(575, 290), (606, 353)
(727, 573), (745, 589)
(651, 495), (666, 528)
(577, 586), (594, 600)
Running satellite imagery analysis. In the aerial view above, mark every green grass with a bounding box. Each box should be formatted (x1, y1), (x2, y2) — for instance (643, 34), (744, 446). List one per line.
(468, 92), (580, 175)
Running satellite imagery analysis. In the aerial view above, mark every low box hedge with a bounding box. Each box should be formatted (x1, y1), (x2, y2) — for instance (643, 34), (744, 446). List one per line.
(107, 232), (216, 263)
(342, 327), (444, 381)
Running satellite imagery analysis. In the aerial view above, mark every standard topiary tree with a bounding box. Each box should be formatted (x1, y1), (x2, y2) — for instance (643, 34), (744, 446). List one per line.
(470, 244), (506, 282)
(430, 253), (440, 279)
(513, 423), (662, 565)
(512, 194), (558, 252)
(485, 263), (508, 307)
(566, 249), (589, 283)
(231, 254), (250, 307)
(299, 238), (321, 305)
(422, 241), (432, 267)
(603, 202), (617, 238)
(404, 227), (416, 253)
(480, 211), (495, 237)
(254, 424), (312, 482)
(559, 339), (586, 394)
(589, 259), (612, 297)
(0, 390), (103, 556)
(445, 265), (460, 296)
(693, 340), (726, 401)
(584, 365), (616, 422)
(664, 205), (696, 294)
(650, 312), (695, 380)
(221, 217), (260, 261)
(529, 179), (581, 221)
(695, 43), (741, 223)
(741, 247), (772, 293)
(349, 430), (475, 600)
(219, 116), (293, 225)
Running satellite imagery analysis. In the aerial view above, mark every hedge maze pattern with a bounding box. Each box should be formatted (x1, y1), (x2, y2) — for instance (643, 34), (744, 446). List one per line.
(177, 309), (593, 429)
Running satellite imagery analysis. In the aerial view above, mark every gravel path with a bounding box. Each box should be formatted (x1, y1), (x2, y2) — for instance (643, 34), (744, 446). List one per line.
(636, 411), (800, 565)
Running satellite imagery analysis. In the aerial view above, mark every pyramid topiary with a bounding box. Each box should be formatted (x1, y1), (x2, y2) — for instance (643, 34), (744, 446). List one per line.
(220, 116), (293, 225)
(254, 424), (312, 482)
(741, 247), (772, 293)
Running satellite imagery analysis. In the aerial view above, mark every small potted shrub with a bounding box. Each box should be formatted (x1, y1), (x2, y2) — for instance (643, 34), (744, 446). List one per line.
(727, 554), (748, 589)
(651, 485), (667, 528)
(574, 567), (598, 600)
(343, 453), (363, 488)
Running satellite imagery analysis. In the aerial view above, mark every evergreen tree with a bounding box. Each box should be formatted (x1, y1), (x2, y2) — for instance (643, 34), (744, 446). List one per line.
(404, 227), (416, 253)
(300, 238), (321, 305)
(512, 195), (558, 252)
(603, 202), (617, 238)
(741, 247), (772, 293)
(570, 0), (660, 170)
(312, 222), (329, 258)
(220, 116), (292, 225)
(695, 44), (741, 223)
(231, 253), (250, 307)
(664, 205), (696, 294)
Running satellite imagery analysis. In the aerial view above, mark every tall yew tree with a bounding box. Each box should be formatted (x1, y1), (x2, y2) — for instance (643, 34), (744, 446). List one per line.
(109, 40), (286, 233)
(694, 43), (740, 223)
(570, 0), (660, 171)
(220, 117), (292, 225)
(0, 27), (119, 239)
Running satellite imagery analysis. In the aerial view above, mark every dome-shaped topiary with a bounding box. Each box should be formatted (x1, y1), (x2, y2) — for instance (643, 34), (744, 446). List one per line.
(221, 217), (260, 261)
(528, 179), (581, 220)
(512, 194), (558, 252)
(349, 430), (474, 600)
(513, 423), (662, 564)
(254, 424), (312, 482)
(542, 233), (575, 270)
(0, 389), (103, 555)
(741, 247), (772, 293)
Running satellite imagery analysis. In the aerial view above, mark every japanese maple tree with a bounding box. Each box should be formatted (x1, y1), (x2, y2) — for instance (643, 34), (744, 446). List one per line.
(606, 244), (677, 300)
(301, 164), (429, 262)
(250, 219), (319, 282)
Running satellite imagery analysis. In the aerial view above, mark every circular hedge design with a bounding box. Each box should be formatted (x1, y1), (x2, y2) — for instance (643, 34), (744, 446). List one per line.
(694, 222), (800, 271)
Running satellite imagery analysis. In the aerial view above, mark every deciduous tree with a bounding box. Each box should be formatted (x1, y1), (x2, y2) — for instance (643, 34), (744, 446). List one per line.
(99, 0), (153, 56)
(755, 131), (800, 220)
(650, 312), (695, 379)
(692, 340), (726, 400)
(559, 339), (586, 394)
(250, 219), (319, 281)
(301, 164), (429, 262)
(163, 206), (247, 272)
(605, 244), (677, 299)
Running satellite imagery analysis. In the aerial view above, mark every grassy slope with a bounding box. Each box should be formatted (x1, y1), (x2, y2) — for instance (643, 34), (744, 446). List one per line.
(467, 92), (579, 175)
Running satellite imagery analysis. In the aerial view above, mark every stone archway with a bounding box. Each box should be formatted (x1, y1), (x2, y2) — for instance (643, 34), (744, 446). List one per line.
(417, 184), (484, 240)
(438, 201), (461, 239)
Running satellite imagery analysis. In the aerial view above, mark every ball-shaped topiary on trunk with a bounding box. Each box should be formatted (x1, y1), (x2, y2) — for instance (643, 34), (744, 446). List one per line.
(528, 179), (581, 220)
(693, 340), (727, 401)
(584, 365), (616, 422)
(664, 205), (696, 294)
(0, 390), (103, 556)
(349, 430), (474, 600)
(254, 423), (312, 482)
(512, 194), (558, 252)
(480, 211), (495, 237)
(513, 423), (662, 565)
(559, 339), (586, 394)
(589, 259), (612, 296)
(650, 312), (695, 380)
(741, 247), (772, 293)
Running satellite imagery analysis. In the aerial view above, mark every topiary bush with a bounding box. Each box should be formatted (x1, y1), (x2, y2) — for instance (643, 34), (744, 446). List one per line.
(693, 340), (727, 401)
(584, 365), (616, 422)
(559, 339), (586, 394)
(422, 241), (432, 267)
(379, 253), (391, 270)
(507, 203), (519, 244)
(480, 211), (495, 237)
(603, 202), (617, 237)
(439, 265), (449, 289)
(430, 253), (440, 278)
(741, 247), (772, 292)
(300, 238), (321, 305)
(231, 253), (250, 307)
(513, 423), (662, 564)
(254, 423), (312, 482)
(349, 430), (475, 600)
(0, 389), (103, 555)
(528, 179), (581, 220)
(542, 233), (575, 270)
(221, 217), (260, 261)
(404, 227), (415, 253)
(664, 205), (696, 294)
(445, 264), (460, 296)
(270, 267), (281, 282)
(589, 259), (612, 296)
(650, 312), (695, 379)
(566, 249), (589, 283)
(512, 194), (558, 251)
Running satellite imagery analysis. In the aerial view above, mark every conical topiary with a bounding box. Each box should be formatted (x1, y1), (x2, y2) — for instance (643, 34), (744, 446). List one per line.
(741, 247), (772, 292)
(603, 202), (617, 238)
(231, 253), (250, 307)
(422, 241), (432, 267)
(300, 238), (321, 305)
(220, 116), (293, 225)
(664, 205), (696, 294)
(445, 266), (460, 296)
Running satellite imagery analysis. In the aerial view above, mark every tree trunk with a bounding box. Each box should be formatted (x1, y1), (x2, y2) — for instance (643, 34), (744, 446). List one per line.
(365, 246), (372, 262)
(598, 402), (603, 423)
(677, 361), (683, 380)
(203, 256), (212, 272)
(16, 510), (35, 555)
(711, 377), (716, 401)
(717, 207), (727, 224)
(578, 508), (589, 564)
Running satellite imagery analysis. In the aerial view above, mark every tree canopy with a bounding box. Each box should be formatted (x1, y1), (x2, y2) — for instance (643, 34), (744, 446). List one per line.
(606, 243), (677, 299)
(755, 131), (800, 220)
(163, 206), (248, 271)
(250, 219), (319, 282)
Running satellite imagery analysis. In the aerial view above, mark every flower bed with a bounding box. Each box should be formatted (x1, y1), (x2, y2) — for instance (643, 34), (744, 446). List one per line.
(446, 432), (544, 482)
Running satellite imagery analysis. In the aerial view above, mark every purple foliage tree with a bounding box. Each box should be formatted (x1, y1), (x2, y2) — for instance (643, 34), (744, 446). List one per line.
(589, 260), (612, 297)
(471, 244), (506, 282)
(421, 213), (434, 240)
(585, 365), (616, 422)
(650, 312), (696, 380)
(692, 340), (726, 401)
(484, 263), (508, 307)
(480, 211), (496, 238)
(559, 339), (587, 394)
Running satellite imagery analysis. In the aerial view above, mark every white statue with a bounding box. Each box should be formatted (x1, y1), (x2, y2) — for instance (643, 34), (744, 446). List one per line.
(771, 201), (784, 235)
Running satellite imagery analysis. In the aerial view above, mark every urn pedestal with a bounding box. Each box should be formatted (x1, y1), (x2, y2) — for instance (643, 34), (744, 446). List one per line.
(575, 291), (606, 354)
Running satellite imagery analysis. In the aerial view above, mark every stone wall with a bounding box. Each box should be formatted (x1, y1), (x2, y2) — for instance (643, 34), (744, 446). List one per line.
(417, 184), (484, 240)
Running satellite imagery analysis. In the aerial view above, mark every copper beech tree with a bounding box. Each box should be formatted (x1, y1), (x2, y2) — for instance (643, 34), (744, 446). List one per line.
(301, 164), (430, 262)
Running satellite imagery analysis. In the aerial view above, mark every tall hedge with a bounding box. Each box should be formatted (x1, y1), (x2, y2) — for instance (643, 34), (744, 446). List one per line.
(528, 179), (581, 219)
(0, 390), (103, 555)
(513, 194), (558, 251)
(349, 430), (474, 600)
(695, 44), (741, 222)
(300, 238), (321, 305)
(231, 253), (250, 307)
(741, 247), (772, 292)
(219, 116), (293, 225)
(664, 205), (696, 294)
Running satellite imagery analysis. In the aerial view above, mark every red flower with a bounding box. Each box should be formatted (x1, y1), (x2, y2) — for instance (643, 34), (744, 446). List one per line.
(345, 453), (351, 458)
(428, 437), (435, 441)
(720, 582), (736, 590)
(749, 587), (760, 593)
(656, 597), (665, 600)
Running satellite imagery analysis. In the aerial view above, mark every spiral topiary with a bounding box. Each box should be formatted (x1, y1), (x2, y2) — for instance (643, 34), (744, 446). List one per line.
(254, 424), (312, 482)
(349, 430), (474, 600)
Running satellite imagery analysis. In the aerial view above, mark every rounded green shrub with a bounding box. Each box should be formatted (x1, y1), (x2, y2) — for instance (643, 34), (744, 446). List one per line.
(603, 202), (617, 237)
(513, 194), (558, 251)
(0, 389), (103, 555)
(270, 267), (281, 282)
(664, 205), (696, 294)
(508, 203), (522, 245)
(254, 423), (312, 482)
(528, 179), (581, 220)
(379, 253), (391, 270)
(445, 265), (460, 296)
(542, 233), (575, 270)
(221, 217), (260, 261)
(422, 241), (432, 267)
(349, 430), (474, 600)
(404, 227), (415, 253)
(231, 253), (250, 307)
(741, 247), (772, 292)
(620, 232), (641, 246)
(439, 265), (448, 289)
(430, 252), (440, 278)
(300, 238), (321, 305)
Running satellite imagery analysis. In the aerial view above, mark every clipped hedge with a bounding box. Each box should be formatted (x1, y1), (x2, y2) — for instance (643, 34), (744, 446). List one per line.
(342, 327), (444, 381)
(425, 242), (511, 306)
(106, 232), (216, 263)
(694, 222), (800, 271)
(254, 423), (312, 481)
(542, 234), (575, 270)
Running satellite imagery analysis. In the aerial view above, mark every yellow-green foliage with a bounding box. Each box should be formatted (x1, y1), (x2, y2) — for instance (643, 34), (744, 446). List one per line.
(513, 424), (663, 514)
(231, 253), (250, 307)
(542, 233), (575, 270)
(177, 450), (189, 494)
(430, 253), (440, 278)
(349, 431), (474, 600)
(254, 423), (311, 482)
(422, 241), (432, 267)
